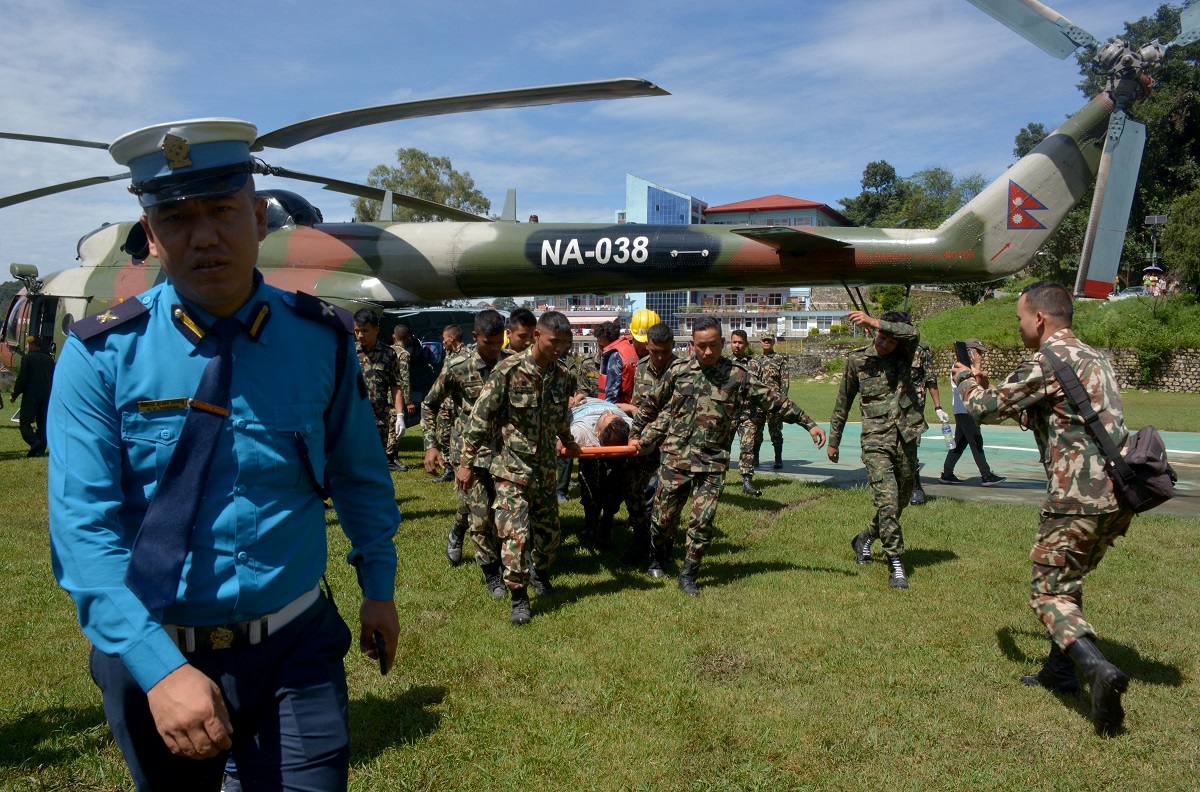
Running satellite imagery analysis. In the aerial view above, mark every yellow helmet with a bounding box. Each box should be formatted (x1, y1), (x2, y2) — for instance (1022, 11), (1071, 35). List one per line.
(629, 308), (661, 343)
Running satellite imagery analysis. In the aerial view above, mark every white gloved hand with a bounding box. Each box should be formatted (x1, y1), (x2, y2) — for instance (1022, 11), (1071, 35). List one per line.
(394, 414), (406, 434)
(936, 408), (950, 424)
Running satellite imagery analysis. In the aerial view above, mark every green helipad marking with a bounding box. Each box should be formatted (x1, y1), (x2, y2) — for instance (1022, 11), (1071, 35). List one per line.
(744, 422), (1199, 518)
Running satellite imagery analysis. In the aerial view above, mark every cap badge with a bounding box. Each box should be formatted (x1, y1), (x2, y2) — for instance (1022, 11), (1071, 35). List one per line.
(161, 134), (193, 170)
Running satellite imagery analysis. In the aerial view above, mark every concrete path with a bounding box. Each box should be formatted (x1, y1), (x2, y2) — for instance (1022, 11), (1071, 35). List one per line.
(756, 422), (1200, 519)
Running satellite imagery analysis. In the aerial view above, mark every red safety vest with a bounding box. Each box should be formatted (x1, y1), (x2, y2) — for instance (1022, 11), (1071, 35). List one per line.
(597, 336), (639, 403)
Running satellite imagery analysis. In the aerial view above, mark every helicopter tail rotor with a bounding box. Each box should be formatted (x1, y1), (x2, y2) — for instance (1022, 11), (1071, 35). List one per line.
(968, 0), (1190, 296)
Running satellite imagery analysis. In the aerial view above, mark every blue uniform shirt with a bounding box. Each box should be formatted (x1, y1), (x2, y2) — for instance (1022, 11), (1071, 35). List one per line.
(48, 275), (400, 692)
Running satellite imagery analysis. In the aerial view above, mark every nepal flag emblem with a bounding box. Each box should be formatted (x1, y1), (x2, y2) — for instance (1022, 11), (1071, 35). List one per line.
(1007, 181), (1047, 230)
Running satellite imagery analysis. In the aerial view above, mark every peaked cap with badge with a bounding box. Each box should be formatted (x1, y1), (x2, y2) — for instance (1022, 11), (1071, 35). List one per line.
(109, 118), (258, 207)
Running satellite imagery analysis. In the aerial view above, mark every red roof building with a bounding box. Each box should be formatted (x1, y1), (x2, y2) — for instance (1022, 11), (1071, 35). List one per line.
(703, 194), (853, 227)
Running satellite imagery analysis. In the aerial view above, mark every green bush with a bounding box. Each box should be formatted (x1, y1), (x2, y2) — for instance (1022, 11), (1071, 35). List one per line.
(808, 327), (821, 337)
(824, 358), (845, 374)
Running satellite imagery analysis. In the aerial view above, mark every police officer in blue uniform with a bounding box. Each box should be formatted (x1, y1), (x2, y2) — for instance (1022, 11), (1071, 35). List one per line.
(47, 119), (401, 791)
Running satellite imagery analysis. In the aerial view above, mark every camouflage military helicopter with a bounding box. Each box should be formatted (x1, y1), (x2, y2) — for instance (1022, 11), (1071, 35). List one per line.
(2, 0), (1195, 375)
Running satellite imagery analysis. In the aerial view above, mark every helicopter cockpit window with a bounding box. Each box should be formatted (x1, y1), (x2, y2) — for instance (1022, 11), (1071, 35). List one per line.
(3, 295), (28, 345)
(263, 195), (297, 233)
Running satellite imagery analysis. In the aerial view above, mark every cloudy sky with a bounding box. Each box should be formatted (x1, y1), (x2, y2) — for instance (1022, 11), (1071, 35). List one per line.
(0, 0), (1167, 275)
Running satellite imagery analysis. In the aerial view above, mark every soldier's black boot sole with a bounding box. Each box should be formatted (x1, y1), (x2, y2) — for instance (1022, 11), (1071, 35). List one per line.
(1068, 636), (1129, 735)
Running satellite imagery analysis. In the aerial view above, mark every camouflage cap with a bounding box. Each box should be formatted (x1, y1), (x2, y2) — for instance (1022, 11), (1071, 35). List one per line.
(965, 338), (987, 352)
(109, 118), (257, 208)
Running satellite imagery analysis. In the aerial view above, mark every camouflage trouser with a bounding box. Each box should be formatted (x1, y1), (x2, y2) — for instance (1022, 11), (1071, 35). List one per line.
(651, 466), (725, 564)
(464, 470), (499, 567)
(753, 414), (784, 450)
(384, 407), (403, 458)
(862, 438), (918, 557)
(494, 473), (561, 590)
(737, 411), (759, 476)
(623, 453), (658, 538)
(1030, 509), (1133, 651)
(436, 403), (453, 459)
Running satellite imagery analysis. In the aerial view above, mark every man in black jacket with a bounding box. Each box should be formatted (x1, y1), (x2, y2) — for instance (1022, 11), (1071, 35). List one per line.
(10, 336), (54, 457)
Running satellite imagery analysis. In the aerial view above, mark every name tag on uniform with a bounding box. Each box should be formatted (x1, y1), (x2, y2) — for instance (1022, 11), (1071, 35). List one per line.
(138, 398), (188, 413)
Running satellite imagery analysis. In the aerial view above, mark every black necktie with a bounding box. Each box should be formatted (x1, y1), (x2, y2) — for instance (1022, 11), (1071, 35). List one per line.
(125, 316), (241, 611)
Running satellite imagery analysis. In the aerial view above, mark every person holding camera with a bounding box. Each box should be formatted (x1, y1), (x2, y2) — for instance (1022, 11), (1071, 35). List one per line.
(953, 281), (1132, 736)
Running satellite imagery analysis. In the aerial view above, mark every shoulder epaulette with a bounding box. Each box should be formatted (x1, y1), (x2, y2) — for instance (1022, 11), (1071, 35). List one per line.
(71, 298), (149, 342)
(286, 292), (353, 334)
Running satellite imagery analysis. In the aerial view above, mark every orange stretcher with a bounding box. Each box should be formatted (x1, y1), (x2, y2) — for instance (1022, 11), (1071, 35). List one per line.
(559, 445), (639, 458)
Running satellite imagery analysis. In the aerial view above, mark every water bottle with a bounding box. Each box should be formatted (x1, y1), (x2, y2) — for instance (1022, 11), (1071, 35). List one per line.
(941, 420), (955, 450)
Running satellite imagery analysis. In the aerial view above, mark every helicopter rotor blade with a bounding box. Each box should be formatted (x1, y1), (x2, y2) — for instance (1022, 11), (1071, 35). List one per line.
(253, 77), (669, 151)
(262, 166), (491, 222)
(1168, 5), (1200, 48)
(1074, 110), (1146, 298)
(964, 0), (1098, 58)
(0, 173), (130, 209)
(0, 131), (110, 150)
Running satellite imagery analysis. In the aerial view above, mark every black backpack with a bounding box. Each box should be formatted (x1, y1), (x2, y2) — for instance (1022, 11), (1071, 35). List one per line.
(1042, 350), (1176, 514)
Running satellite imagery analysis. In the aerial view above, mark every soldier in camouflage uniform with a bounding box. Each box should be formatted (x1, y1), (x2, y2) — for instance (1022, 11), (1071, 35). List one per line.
(621, 322), (678, 565)
(353, 309), (405, 457)
(827, 310), (925, 590)
(430, 324), (467, 482)
(631, 316), (826, 596)
(385, 325), (412, 472)
(458, 311), (582, 625)
(752, 334), (790, 472)
(909, 338), (949, 504)
(956, 281), (1132, 735)
(555, 346), (584, 503)
(422, 311), (509, 599)
(729, 329), (764, 497)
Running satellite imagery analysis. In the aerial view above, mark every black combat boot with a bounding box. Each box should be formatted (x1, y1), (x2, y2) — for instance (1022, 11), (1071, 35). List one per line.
(1021, 640), (1080, 694)
(910, 484), (926, 505)
(388, 457), (408, 473)
(773, 442), (783, 470)
(647, 544), (667, 579)
(851, 530), (874, 565)
(510, 587), (532, 625)
(597, 512), (614, 550)
(742, 474), (762, 497)
(481, 562), (506, 600)
(887, 554), (909, 589)
(530, 567), (555, 596)
(434, 466), (454, 483)
(445, 524), (466, 566)
(1066, 635), (1129, 735)
(678, 559), (701, 596)
(621, 525), (650, 566)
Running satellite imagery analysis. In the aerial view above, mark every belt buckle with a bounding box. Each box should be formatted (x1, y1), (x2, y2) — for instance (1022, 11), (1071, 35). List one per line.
(210, 626), (236, 650)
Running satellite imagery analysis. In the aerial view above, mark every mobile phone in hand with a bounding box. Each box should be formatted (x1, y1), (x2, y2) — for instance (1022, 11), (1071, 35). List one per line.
(373, 629), (388, 676)
(954, 341), (972, 367)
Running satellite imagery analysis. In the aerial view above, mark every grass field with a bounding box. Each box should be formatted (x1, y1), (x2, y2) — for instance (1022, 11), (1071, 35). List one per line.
(1, 413), (1198, 790)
